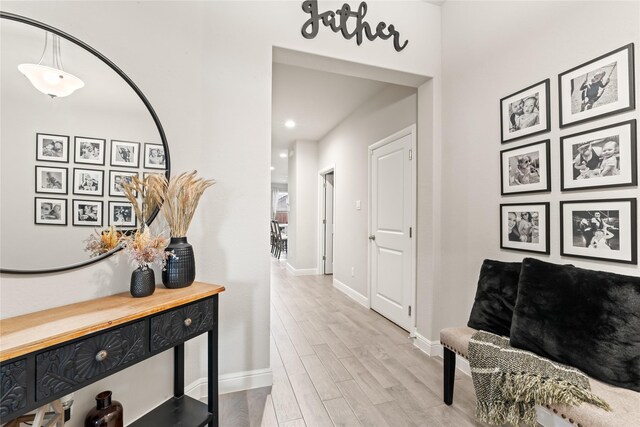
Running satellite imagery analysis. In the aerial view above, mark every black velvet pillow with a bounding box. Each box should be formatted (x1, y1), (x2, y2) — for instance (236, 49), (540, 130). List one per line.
(467, 259), (521, 337)
(510, 258), (640, 392)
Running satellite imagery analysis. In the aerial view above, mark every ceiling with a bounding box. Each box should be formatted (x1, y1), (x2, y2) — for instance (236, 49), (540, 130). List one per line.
(271, 63), (390, 184)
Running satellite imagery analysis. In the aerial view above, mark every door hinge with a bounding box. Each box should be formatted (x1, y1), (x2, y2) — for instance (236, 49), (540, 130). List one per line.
(408, 305), (412, 316)
(409, 227), (412, 238)
(322, 256), (326, 260)
(323, 219), (326, 224)
(409, 149), (413, 160)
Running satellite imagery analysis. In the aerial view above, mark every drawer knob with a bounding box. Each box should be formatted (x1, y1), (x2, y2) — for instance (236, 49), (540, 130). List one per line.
(95, 350), (108, 362)
(184, 318), (192, 327)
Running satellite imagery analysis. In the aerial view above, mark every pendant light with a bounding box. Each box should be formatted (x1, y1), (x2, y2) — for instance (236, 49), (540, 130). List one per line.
(18, 32), (84, 98)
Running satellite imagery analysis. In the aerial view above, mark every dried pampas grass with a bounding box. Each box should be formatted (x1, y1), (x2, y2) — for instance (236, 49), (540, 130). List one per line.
(158, 171), (215, 237)
(122, 174), (166, 226)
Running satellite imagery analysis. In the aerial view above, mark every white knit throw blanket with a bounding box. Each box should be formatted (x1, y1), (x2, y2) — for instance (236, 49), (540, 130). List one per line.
(468, 331), (610, 426)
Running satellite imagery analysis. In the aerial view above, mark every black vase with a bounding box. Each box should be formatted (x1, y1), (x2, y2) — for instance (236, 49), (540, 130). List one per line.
(162, 237), (195, 288)
(85, 391), (123, 427)
(130, 267), (155, 297)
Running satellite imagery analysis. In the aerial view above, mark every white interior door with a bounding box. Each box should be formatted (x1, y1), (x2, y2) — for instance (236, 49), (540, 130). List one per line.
(323, 172), (334, 274)
(369, 128), (415, 331)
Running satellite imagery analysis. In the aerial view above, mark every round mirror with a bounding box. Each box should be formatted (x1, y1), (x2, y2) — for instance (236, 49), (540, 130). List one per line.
(0, 12), (170, 273)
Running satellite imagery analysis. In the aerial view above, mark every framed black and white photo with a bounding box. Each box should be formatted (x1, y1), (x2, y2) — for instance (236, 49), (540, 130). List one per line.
(36, 133), (69, 163)
(559, 43), (635, 128)
(108, 201), (137, 227)
(35, 166), (67, 195)
(561, 119), (637, 191)
(72, 168), (104, 197)
(72, 199), (103, 227)
(144, 143), (166, 169)
(500, 79), (550, 143)
(500, 202), (550, 254)
(110, 140), (140, 168)
(560, 199), (637, 264)
(500, 140), (551, 195)
(109, 170), (138, 197)
(74, 136), (106, 165)
(34, 197), (67, 226)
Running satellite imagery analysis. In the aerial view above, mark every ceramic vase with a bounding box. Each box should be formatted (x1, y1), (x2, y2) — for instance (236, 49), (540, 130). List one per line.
(130, 267), (155, 297)
(162, 237), (195, 288)
(84, 391), (123, 427)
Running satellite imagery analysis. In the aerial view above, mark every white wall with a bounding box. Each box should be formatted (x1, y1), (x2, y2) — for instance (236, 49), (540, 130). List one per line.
(318, 85), (417, 298)
(0, 2), (441, 425)
(435, 1), (640, 339)
(287, 140), (318, 272)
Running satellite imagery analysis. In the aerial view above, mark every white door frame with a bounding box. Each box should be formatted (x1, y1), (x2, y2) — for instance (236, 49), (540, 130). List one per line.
(367, 124), (417, 332)
(318, 165), (335, 275)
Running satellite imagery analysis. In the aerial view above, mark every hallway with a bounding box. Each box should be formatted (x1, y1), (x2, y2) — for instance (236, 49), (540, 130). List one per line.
(218, 260), (485, 426)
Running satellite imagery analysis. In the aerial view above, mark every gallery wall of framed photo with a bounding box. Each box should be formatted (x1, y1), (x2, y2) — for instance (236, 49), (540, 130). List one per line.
(34, 133), (167, 229)
(500, 43), (638, 265)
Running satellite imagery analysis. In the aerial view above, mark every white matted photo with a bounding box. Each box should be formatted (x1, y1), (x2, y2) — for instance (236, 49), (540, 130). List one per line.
(144, 143), (166, 169)
(500, 202), (550, 254)
(561, 120), (637, 191)
(500, 140), (550, 195)
(559, 44), (635, 127)
(72, 199), (103, 227)
(35, 166), (68, 194)
(36, 133), (69, 163)
(500, 79), (550, 143)
(34, 197), (67, 226)
(561, 199), (637, 264)
(109, 170), (138, 197)
(74, 136), (106, 165)
(108, 201), (137, 227)
(110, 140), (140, 168)
(73, 168), (104, 196)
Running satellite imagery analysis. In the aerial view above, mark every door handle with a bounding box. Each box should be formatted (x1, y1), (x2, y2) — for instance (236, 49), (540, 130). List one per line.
(369, 234), (376, 241)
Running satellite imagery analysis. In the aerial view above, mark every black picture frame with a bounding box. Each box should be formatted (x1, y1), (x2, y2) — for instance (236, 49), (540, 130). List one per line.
(72, 168), (104, 197)
(74, 136), (106, 165)
(108, 201), (137, 228)
(35, 166), (68, 195)
(500, 79), (551, 144)
(144, 143), (167, 169)
(560, 119), (637, 191)
(110, 140), (140, 168)
(500, 202), (550, 254)
(34, 197), (67, 226)
(500, 139), (551, 195)
(560, 198), (637, 264)
(72, 199), (103, 227)
(109, 170), (138, 197)
(36, 133), (69, 163)
(559, 43), (635, 128)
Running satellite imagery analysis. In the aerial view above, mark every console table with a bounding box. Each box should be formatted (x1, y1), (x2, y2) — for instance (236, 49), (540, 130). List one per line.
(0, 282), (225, 426)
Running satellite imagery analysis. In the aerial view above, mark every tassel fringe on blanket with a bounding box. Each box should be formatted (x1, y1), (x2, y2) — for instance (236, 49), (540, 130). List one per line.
(468, 331), (611, 426)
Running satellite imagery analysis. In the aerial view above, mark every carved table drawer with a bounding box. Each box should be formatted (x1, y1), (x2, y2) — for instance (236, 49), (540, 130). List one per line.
(35, 321), (147, 401)
(0, 359), (27, 419)
(150, 298), (214, 352)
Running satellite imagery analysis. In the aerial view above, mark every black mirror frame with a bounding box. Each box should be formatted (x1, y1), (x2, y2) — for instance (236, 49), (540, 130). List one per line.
(0, 11), (171, 274)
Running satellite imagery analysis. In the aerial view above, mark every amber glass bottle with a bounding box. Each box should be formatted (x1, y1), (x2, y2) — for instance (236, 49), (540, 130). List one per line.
(84, 391), (123, 427)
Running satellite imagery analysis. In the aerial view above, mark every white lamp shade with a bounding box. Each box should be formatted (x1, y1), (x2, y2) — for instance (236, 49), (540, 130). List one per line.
(18, 63), (84, 98)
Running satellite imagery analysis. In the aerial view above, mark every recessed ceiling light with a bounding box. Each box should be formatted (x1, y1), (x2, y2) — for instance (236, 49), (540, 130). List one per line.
(279, 153), (287, 158)
(270, 166), (275, 171)
(285, 120), (296, 128)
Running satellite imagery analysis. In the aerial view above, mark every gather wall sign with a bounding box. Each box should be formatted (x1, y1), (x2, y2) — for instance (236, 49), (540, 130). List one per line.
(301, 0), (409, 52)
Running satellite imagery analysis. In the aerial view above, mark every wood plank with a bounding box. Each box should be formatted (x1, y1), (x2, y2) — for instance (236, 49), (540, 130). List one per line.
(259, 394), (279, 427)
(0, 282), (224, 361)
(375, 400), (417, 427)
(271, 365), (303, 423)
(279, 419), (306, 427)
(323, 397), (362, 426)
(287, 372), (334, 426)
(300, 354), (342, 401)
(313, 344), (353, 382)
(335, 380), (389, 427)
(340, 357), (393, 404)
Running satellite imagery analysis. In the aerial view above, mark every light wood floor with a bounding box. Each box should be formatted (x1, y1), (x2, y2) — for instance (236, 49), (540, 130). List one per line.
(218, 259), (488, 427)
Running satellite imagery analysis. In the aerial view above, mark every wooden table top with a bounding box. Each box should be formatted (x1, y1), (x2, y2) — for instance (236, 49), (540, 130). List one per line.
(0, 281), (225, 362)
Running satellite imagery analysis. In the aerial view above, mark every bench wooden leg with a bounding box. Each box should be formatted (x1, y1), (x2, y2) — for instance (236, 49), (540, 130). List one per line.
(443, 347), (456, 405)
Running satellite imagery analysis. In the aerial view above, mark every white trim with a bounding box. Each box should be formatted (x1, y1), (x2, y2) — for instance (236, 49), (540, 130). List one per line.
(413, 333), (470, 376)
(333, 278), (369, 308)
(286, 263), (318, 276)
(185, 368), (273, 398)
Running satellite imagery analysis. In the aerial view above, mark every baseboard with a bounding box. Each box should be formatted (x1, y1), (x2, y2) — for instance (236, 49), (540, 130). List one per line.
(413, 332), (470, 376)
(285, 263), (318, 276)
(185, 368), (273, 398)
(333, 278), (369, 308)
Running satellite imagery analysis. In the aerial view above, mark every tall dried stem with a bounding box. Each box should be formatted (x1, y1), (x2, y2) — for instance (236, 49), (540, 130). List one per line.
(158, 171), (215, 237)
(122, 174), (166, 227)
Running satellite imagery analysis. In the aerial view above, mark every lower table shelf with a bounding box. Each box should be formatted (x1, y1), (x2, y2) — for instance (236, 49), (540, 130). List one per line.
(129, 395), (212, 427)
